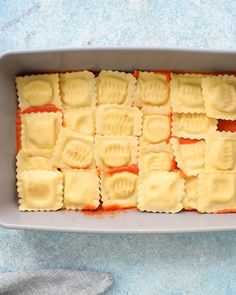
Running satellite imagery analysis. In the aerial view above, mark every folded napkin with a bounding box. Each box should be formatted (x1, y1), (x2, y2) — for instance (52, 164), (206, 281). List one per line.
(0, 269), (113, 295)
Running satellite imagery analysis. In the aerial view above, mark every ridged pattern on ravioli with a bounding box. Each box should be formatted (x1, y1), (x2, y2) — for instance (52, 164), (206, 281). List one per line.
(170, 74), (205, 113)
(97, 71), (136, 105)
(171, 138), (205, 176)
(172, 113), (216, 139)
(95, 135), (138, 170)
(202, 75), (236, 119)
(206, 133), (236, 171)
(135, 72), (170, 108)
(139, 143), (173, 176)
(101, 172), (138, 208)
(59, 71), (95, 108)
(96, 105), (142, 136)
(16, 74), (61, 110)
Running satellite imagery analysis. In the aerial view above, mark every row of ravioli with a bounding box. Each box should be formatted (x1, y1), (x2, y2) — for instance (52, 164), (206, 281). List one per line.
(15, 70), (236, 214)
(17, 144), (236, 214)
(16, 70), (236, 121)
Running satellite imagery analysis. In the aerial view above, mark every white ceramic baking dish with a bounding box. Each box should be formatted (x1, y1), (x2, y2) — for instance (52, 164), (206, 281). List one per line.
(0, 48), (236, 233)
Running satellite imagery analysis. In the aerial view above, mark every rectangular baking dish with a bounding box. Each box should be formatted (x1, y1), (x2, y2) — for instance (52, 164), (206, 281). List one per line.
(0, 47), (236, 233)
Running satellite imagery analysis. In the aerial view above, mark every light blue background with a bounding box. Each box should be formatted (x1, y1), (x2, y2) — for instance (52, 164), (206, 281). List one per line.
(1, 1), (236, 294)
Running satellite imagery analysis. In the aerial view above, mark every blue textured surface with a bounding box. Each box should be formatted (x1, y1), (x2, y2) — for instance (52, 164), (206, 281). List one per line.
(1, 1), (236, 294)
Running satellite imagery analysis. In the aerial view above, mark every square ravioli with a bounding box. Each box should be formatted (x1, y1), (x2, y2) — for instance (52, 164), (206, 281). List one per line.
(52, 127), (94, 169)
(59, 71), (95, 108)
(141, 106), (171, 144)
(63, 108), (94, 135)
(170, 138), (205, 176)
(96, 70), (136, 105)
(202, 75), (236, 120)
(172, 113), (216, 139)
(101, 171), (138, 209)
(16, 150), (54, 175)
(170, 73), (205, 113)
(206, 132), (236, 171)
(96, 105), (142, 136)
(21, 112), (62, 152)
(183, 176), (198, 210)
(63, 169), (100, 210)
(137, 172), (184, 213)
(95, 135), (138, 170)
(17, 170), (63, 211)
(16, 74), (61, 110)
(135, 71), (170, 108)
(139, 143), (174, 176)
(197, 172), (236, 213)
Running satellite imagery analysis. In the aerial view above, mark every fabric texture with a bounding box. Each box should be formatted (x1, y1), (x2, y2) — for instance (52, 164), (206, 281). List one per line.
(0, 269), (113, 295)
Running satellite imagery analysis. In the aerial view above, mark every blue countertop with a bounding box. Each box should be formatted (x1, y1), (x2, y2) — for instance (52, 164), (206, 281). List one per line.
(1, 1), (236, 294)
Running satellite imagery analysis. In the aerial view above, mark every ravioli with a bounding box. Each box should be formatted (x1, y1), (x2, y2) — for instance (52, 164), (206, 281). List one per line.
(16, 74), (61, 110)
(197, 172), (236, 213)
(95, 135), (138, 170)
(141, 106), (171, 144)
(96, 105), (142, 136)
(135, 71), (170, 108)
(15, 69), (236, 215)
(59, 71), (95, 108)
(63, 108), (94, 135)
(183, 176), (198, 210)
(17, 170), (63, 211)
(63, 169), (100, 210)
(202, 75), (236, 119)
(206, 133), (236, 171)
(137, 172), (184, 213)
(139, 143), (173, 176)
(52, 128), (94, 169)
(172, 113), (216, 139)
(97, 70), (136, 105)
(16, 150), (54, 175)
(101, 171), (138, 209)
(170, 138), (205, 176)
(21, 112), (62, 152)
(170, 74), (205, 113)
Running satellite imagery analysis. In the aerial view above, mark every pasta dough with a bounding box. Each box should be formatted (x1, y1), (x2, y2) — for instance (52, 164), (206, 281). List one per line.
(63, 108), (94, 135)
(135, 71), (170, 108)
(170, 138), (205, 176)
(202, 75), (236, 120)
(137, 172), (184, 213)
(16, 74), (61, 110)
(15, 69), (236, 215)
(206, 133), (236, 171)
(96, 105), (142, 136)
(16, 150), (54, 174)
(52, 128), (94, 169)
(172, 113), (216, 139)
(139, 143), (173, 176)
(95, 135), (138, 170)
(97, 70), (136, 105)
(63, 169), (100, 210)
(197, 172), (236, 213)
(59, 71), (95, 108)
(170, 74), (205, 113)
(21, 112), (62, 152)
(17, 170), (63, 211)
(142, 107), (171, 144)
(101, 171), (138, 209)
(183, 176), (198, 210)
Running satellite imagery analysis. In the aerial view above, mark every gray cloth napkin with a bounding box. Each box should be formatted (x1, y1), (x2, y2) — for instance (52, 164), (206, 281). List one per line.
(0, 269), (113, 295)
